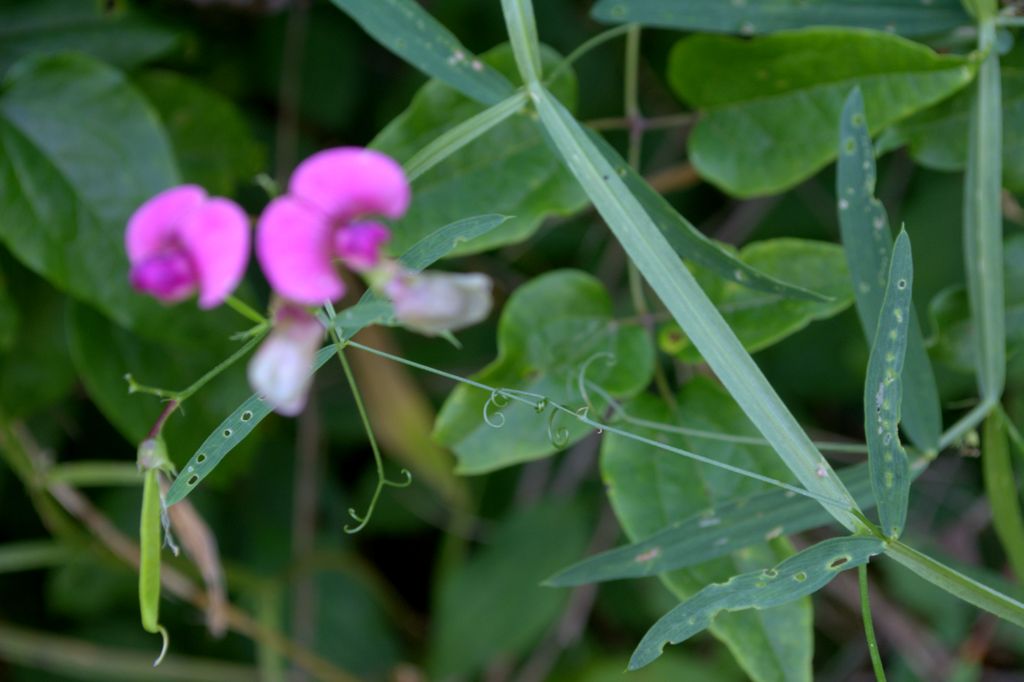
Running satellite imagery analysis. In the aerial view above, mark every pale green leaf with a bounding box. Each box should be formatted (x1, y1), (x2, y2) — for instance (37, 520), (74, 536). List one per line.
(659, 239), (854, 363)
(837, 88), (941, 453)
(373, 44), (586, 254)
(598, 385), (812, 682)
(433, 269), (654, 474)
(590, 0), (969, 37)
(630, 536), (886, 670)
(864, 231), (913, 539)
(983, 410), (1024, 582)
(328, 0), (514, 105)
(668, 29), (977, 197)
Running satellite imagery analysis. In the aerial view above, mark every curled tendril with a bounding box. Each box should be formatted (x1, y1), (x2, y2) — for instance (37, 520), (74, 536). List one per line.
(547, 408), (572, 449)
(483, 390), (510, 428)
(575, 352), (616, 410)
(344, 468), (413, 534)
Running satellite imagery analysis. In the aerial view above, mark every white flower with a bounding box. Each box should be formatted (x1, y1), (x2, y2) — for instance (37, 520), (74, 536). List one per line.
(386, 271), (493, 336)
(247, 304), (324, 416)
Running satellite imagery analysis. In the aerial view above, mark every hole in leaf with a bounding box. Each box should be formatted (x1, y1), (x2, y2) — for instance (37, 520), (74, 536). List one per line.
(241, 410), (253, 422)
(896, 279), (907, 290)
(793, 571), (807, 582)
(828, 556), (851, 570)
(223, 429), (233, 438)
(196, 453), (207, 464)
(187, 474), (199, 486)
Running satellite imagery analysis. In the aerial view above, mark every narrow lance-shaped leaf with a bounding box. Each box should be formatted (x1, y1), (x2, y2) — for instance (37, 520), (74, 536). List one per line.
(629, 536), (886, 670)
(983, 410), (1024, 582)
(549, 461), (876, 587)
(964, 20), (1005, 401)
(529, 84), (861, 530)
(838, 87), (941, 453)
(589, 131), (829, 302)
(328, 0), (514, 106)
(865, 230), (913, 539)
(165, 214), (509, 505)
(590, 0), (970, 37)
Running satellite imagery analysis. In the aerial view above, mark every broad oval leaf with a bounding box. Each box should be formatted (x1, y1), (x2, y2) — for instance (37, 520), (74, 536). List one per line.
(328, 0), (514, 105)
(590, 0), (969, 37)
(166, 214), (509, 505)
(668, 29), (977, 197)
(373, 44), (586, 255)
(864, 231), (914, 539)
(599, 384), (812, 682)
(136, 70), (265, 197)
(629, 536), (886, 670)
(433, 269), (653, 475)
(659, 238), (854, 363)
(837, 88), (941, 453)
(0, 0), (179, 75)
(0, 53), (241, 346)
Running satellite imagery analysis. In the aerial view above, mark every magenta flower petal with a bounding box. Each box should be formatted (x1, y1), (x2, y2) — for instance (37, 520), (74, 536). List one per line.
(334, 222), (391, 272)
(125, 185), (207, 263)
(256, 196), (344, 305)
(289, 147), (410, 223)
(179, 197), (251, 309)
(129, 250), (197, 303)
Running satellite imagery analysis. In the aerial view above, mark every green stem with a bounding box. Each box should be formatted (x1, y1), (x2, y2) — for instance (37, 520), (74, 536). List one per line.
(885, 540), (1024, 629)
(983, 409), (1024, 581)
(176, 331), (267, 403)
(404, 92), (527, 182)
(938, 398), (996, 450)
(324, 309), (409, 534)
(224, 295), (268, 325)
(545, 24), (634, 87)
(859, 564), (888, 682)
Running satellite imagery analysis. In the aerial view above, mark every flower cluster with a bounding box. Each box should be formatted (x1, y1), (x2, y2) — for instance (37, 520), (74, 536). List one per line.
(125, 147), (493, 415)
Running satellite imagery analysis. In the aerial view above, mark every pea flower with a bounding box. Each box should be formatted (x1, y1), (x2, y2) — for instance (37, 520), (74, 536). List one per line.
(125, 185), (250, 308)
(247, 303), (324, 416)
(386, 270), (493, 336)
(256, 148), (409, 305)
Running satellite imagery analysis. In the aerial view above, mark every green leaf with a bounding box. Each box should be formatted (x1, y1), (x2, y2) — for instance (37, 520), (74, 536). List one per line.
(0, 262), (16, 352)
(0, 540), (71, 574)
(0, 53), (242, 346)
(0, 0), (179, 75)
(589, 132), (831, 302)
(429, 502), (589, 679)
(433, 270), (654, 474)
(500, 0), (543, 83)
(984, 410), (1024, 582)
(328, 0), (514, 105)
(630, 536), (886, 670)
(926, 233), (1024, 374)
(597, 385), (813, 682)
(885, 540), (1024, 629)
(837, 88), (941, 453)
(668, 29), (977, 197)
(166, 214), (507, 505)
(962, 21), (1005, 401)
(135, 70), (265, 197)
(529, 83), (861, 529)
(864, 231), (914, 539)
(659, 239), (854, 363)
(549, 462), (879, 587)
(0, 258), (75, 418)
(590, 0), (969, 37)
(373, 44), (586, 255)
(878, 68), (1024, 193)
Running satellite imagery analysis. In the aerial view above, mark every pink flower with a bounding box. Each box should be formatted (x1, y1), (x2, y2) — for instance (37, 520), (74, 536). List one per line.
(386, 271), (493, 336)
(125, 185), (250, 308)
(247, 303), (325, 416)
(256, 148), (409, 305)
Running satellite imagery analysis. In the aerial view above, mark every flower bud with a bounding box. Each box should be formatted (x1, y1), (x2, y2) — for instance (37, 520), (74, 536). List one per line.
(386, 271), (492, 336)
(247, 304), (324, 416)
